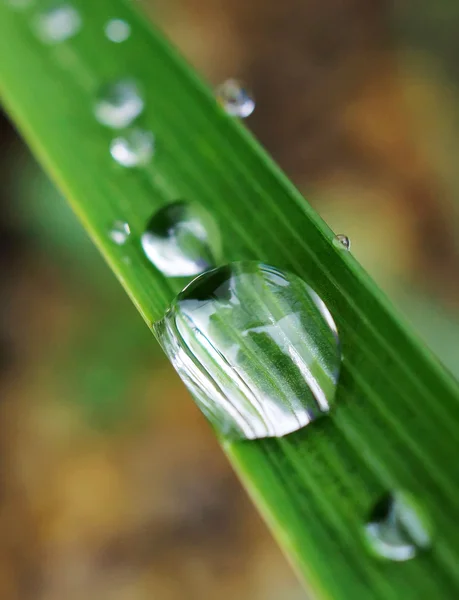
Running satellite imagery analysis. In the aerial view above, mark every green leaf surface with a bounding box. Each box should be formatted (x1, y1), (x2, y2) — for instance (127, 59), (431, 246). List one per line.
(1, 1), (459, 598)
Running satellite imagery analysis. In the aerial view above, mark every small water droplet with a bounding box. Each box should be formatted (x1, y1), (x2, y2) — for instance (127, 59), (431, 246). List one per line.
(94, 80), (144, 129)
(34, 4), (81, 44)
(216, 79), (255, 118)
(333, 234), (350, 251)
(104, 18), (131, 43)
(155, 262), (340, 440)
(109, 221), (130, 245)
(364, 492), (432, 561)
(141, 201), (221, 277)
(110, 128), (154, 168)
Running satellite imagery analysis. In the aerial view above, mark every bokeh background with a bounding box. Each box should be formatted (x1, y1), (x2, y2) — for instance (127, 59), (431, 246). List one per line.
(1, 1), (459, 598)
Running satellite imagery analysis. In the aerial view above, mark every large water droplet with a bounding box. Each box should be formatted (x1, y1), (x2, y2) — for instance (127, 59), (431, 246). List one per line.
(105, 18), (131, 43)
(109, 220), (130, 245)
(333, 234), (351, 251)
(216, 79), (255, 118)
(34, 4), (81, 44)
(141, 201), (220, 277)
(155, 262), (340, 440)
(364, 492), (432, 561)
(94, 80), (144, 129)
(110, 128), (154, 168)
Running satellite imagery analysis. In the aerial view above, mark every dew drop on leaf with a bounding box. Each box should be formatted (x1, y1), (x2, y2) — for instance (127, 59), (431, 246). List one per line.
(104, 18), (131, 43)
(141, 201), (221, 277)
(216, 79), (255, 118)
(110, 128), (154, 168)
(155, 262), (341, 440)
(109, 220), (131, 245)
(333, 234), (351, 251)
(34, 3), (81, 44)
(94, 79), (144, 129)
(364, 492), (432, 561)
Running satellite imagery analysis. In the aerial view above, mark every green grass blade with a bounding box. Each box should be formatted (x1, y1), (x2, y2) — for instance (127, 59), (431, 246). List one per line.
(1, 1), (459, 598)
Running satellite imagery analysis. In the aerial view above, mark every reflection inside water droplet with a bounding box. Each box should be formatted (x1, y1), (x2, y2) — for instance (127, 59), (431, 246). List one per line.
(333, 234), (351, 251)
(105, 18), (131, 43)
(141, 201), (221, 277)
(155, 262), (340, 440)
(94, 79), (144, 129)
(34, 4), (81, 44)
(109, 221), (130, 245)
(110, 128), (155, 167)
(216, 79), (255, 118)
(364, 492), (432, 561)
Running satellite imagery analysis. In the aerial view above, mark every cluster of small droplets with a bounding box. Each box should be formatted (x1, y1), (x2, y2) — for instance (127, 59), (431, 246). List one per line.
(30, 5), (149, 171)
(31, 5), (131, 46)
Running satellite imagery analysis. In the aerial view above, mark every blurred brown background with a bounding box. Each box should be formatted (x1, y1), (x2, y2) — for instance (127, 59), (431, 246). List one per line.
(1, 1), (459, 598)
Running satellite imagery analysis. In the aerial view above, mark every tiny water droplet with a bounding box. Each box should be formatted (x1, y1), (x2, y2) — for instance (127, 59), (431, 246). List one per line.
(216, 79), (255, 118)
(141, 201), (220, 277)
(333, 234), (350, 250)
(109, 221), (131, 245)
(34, 4), (81, 44)
(155, 262), (340, 440)
(105, 18), (131, 43)
(110, 128), (154, 168)
(94, 80), (144, 129)
(364, 492), (432, 561)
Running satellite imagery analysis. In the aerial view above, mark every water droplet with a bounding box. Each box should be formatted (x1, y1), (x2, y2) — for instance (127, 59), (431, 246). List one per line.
(34, 4), (81, 44)
(333, 234), (351, 251)
(216, 79), (255, 118)
(141, 201), (220, 277)
(364, 492), (432, 561)
(94, 80), (144, 129)
(104, 18), (131, 43)
(110, 128), (154, 168)
(155, 262), (340, 440)
(109, 221), (130, 245)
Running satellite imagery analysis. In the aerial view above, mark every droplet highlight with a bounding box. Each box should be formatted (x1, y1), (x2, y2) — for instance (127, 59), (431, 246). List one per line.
(333, 234), (351, 251)
(110, 128), (154, 168)
(364, 493), (432, 561)
(141, 201), (221, 277)
(105, 19), (131, 43)
(34, 4), (81, 44)
(94, 80), (144, 129)
(155, 262), (340, 440)
(216, 79), (255, 118)
(109, 221), (130, 245)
